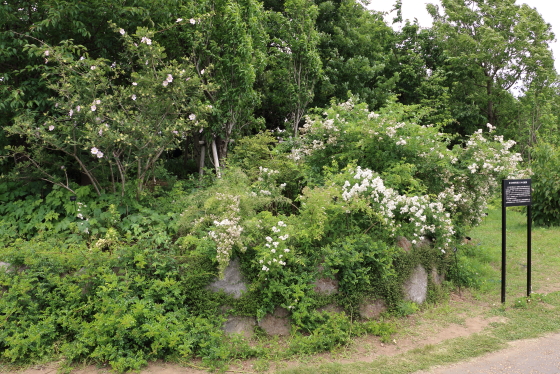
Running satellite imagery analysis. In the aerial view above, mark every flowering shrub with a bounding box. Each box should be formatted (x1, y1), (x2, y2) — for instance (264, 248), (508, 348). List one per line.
(6, 26), (207, 197)
(290, 97), (524, 242)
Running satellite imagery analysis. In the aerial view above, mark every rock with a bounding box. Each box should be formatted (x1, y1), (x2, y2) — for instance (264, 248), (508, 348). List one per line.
(414, 237), (432, 249)
(207, 257), (247, 299)
(314, 277), (339, 295)
(258, 307), (291, 336)
(317, 303), (345, 314)
(359, 298), (388, 320)
(223, 316), (256, 338)
(431, 267), (445, 286)
(403, 264), (428, 304)
(396, 236), (412, 252)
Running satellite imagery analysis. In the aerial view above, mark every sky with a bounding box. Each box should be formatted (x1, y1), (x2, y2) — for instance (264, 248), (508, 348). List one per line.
(367, 0), (560, 72)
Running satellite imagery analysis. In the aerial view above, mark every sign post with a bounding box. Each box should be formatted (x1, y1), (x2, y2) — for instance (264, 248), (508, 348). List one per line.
(501, 179), (532, 303)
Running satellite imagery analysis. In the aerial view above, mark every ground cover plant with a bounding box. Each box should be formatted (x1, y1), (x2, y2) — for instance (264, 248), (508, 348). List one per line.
(0, 96), (525, 372)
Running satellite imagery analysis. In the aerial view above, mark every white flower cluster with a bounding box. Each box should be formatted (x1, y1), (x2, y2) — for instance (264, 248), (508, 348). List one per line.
(162, 74), (173, 87)
(342, 167), (455, 249)
(257, 166), (279, 181)
(90, 147), (104, 158)
(206, 193), (244, 276)
(289, 115), (341, 161)
(258, 220), (291, 273)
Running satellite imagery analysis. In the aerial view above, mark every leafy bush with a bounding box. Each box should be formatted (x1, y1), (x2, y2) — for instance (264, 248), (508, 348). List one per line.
(529, 143), (560, 226)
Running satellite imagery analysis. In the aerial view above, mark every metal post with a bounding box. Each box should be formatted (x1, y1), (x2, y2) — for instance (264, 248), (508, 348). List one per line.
(502, 202), (506, 303)
(527, 205), (532, 297)
(502, 180), (506, 304)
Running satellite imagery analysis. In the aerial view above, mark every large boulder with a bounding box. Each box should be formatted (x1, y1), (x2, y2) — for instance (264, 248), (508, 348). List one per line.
(403, 264), (428, 304)
(223, 316), (256, 338)
(313, 277), (339, 295)
(258, 307), (291, 336)
(206, 257), (247, 299)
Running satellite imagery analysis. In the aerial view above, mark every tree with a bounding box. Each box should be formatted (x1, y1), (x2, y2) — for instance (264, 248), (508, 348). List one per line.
(0, 0), (184, 175)
(173, 0), (267, 166)
(312, 0), (396, 112)
(5, 28), (204, 197)
(427, 0), (555, 130)
(259, 0), (322, 136)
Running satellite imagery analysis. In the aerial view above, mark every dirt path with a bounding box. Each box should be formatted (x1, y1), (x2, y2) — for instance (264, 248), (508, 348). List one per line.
(414, 332), (560, 374)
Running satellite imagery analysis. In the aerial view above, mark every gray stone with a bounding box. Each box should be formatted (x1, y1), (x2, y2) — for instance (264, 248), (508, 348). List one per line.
(314, 277), (339, 295)
(223, 316), (256, 338)
(403, 264), (428, 304)
(396, 236), (412, 252)
(207, 257), (247, 299)
(359, 298), (388, 320)
(258, 307), (291, 336)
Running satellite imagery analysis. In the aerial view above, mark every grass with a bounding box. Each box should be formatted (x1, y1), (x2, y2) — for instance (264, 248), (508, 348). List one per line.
(275, 208), (560, 374)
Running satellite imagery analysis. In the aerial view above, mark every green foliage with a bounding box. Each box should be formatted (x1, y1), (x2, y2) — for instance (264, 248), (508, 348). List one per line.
(446, 245), (496, 290)
(0, 241), (245, 371)
(323, 235), (396, 295)
(529, 143), (560, 226)
(288, 311), (394, 355)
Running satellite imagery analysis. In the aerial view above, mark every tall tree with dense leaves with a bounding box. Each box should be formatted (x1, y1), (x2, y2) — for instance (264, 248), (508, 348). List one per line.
(312, 0), (396, 111)
(427, 0), (555, 132)
(174, 0), (267, 163)
(259, 0), (321, 136)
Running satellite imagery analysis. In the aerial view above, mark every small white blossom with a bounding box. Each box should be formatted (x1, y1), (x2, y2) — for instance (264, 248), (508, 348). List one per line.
(131, 94), (136, 100)
(96, 151), (104, 158)
(190, 18), (196, 24)
(90, 65), (96, 70)
(91, 105), (96, 111)
(44, 50), (49, 56)
(119, 28), (125, 35)
(162, 80), (168, 87)
(48, 125), (55, 131)
(176, 18), (183, 22)
(132, 82), (137, 86)
(91, 147), (98, 155)
(189, 113), (196, 121)
(166, 74), (173, 82)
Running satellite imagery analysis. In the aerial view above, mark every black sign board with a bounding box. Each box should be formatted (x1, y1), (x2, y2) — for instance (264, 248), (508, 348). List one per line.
(503, 179), (531, 207)
(501, 179), (532, 303)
